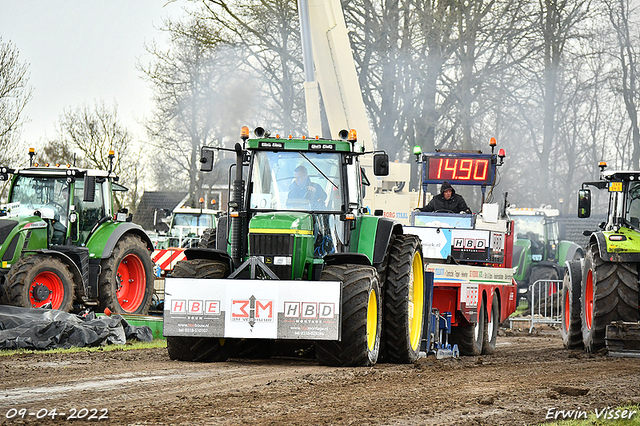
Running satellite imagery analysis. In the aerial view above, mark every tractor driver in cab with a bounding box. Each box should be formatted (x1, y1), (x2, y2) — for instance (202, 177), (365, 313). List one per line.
(288, 165), (327, 208)
(419, 181), (471, 214)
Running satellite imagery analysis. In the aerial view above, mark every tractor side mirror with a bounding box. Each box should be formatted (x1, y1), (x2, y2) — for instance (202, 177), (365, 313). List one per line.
(83, 176), (96, 202)
(578, 189), (591, 218)
(373, 153), (389, 176)
(200, 147), (215, 172)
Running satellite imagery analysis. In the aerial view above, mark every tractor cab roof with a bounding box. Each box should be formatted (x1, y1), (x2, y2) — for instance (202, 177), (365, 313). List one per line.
(247, 137), (356, 153)
(12, 166), (116, 179)
(602, 170), (640, 181)
(172, 207), (222, 216)
(506, 206), (560, 217)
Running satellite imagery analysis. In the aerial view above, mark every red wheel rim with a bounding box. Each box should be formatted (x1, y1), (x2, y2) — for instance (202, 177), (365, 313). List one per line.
(29, 272), (65, 309)
(585, 269), (594, 330)
(116, 254), (146, 313)
(563, 287), (570, 332)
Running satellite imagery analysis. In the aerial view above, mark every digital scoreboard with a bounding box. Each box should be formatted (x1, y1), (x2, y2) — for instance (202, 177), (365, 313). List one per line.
(423, 153), (496, 186)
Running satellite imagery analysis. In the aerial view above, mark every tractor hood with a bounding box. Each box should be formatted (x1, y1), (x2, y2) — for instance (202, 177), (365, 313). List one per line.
(249, 212), (314, 235)
(247, 212), (315, 280)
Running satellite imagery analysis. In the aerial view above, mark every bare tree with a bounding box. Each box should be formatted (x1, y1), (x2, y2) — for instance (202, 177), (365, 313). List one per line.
(141, 15), (259, 205)
(44, 102), (143, 211)
(0, 37), (32, 167)
(605, 0), (640, 168)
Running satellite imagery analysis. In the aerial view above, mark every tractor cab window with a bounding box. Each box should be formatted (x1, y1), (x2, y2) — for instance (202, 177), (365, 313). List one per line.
(545, 219), (559, 261)
(10, 176), (70, 245)
(627, 182), (640, 228)
(10, 176), (70, 225)
(73, 179), (105, 241)
(249, 151), (342, 212)
(512, 215), (545, 259)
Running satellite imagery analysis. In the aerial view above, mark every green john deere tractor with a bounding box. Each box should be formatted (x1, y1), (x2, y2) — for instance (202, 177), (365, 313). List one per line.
(561, 163), (640, 353)
(0, 152), (155, 314)
(507, 207), (583, 303)
(163, 127), (426, 367)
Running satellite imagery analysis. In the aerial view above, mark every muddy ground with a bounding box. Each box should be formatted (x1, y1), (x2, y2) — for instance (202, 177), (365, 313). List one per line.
(1, 328), (639, 426)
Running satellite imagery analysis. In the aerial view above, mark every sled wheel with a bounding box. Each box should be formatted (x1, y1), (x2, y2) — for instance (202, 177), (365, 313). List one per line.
(167, 258), (234, 362)
(450, 296), (485, 356)
(383, 234), (425, 363)
(5, 255), (75, 311)
(315, 264), (381, 367)
(561, 260), (583, 349)
(581, 244), (639, 352)
(482, 292), (499, 355)
(99, 235), (154, 314)
(167, 336), (237, 362)
(231, 339), (275, 359)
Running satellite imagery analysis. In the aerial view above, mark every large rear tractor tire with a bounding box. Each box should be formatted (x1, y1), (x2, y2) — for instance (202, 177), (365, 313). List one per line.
(383, 234), (425, 363)
(98, 235), (154, 315)
(167, 258), (234, 362)
(561, 260), (583, 349)
(581, 244), (639, 353)
(198, 228), (217, 249)
(450, 297), (485, 355)
(482, 292), (499, 355)
(315, 264), (382, 367)
(5, 255), (75, 311)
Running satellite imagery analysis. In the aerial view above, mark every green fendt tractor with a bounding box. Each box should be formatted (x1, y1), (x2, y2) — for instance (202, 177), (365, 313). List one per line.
(0, 150), (155, 314)
(507, 206), (583, 303)
(561, 162), (640, 354)
(163, 127), (426, 367)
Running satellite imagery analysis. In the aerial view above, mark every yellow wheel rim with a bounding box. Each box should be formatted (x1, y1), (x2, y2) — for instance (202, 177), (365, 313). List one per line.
(408, 250), (425, 351)
(367, 288), (378, 351)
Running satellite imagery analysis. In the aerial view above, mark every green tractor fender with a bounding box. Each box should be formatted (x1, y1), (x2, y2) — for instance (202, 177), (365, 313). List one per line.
(512, 239), (532, 282)
(351, 216), (402, 268)
(588, 229), (640, 262)
(86, 222), (153, 259)
(557, 240), (584, 265)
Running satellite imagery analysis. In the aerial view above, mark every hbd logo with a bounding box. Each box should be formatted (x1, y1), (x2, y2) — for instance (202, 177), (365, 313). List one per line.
(231, 296), (274, 323)
(284, 302), (336, 319)
(453, 238), (487, 250)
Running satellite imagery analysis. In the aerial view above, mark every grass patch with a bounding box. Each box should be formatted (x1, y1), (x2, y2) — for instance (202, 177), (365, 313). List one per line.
(0, 339), (167, 357)
(540, 405), (640, 425)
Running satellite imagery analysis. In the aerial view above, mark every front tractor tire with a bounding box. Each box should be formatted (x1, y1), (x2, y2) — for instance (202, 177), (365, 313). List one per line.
(98, 235), (154, 315)
(5, 255), (75, 311)
(581, 244), (639, 353)
(315, 264), (382, 367)
(383, 234), (425, 363)
(561, 260), (583, 349)
(167, 258), (235, 362)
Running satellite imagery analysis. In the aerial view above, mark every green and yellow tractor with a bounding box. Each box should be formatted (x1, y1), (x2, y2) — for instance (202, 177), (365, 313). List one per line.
(0, 151), (155, 314)
(163, 127), (427, 366)
(562, 162), (640, 354)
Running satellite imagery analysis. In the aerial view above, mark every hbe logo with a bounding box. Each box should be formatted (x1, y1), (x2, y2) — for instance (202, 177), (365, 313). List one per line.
(171, 299), (220, 315)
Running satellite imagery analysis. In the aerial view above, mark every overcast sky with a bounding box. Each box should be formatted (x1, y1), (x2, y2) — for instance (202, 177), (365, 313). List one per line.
(0, 0), (189, 149)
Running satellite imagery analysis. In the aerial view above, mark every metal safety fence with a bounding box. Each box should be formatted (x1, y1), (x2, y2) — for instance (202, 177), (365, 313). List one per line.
(509, 279), (564, 332)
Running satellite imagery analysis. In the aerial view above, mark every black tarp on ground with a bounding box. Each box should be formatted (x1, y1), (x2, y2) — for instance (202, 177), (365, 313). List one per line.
(0, 305), (153, 350)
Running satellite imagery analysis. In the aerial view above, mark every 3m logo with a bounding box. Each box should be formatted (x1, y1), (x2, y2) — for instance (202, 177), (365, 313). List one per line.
(284, 302), (335, 319)
(231, 297), (274, 323)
